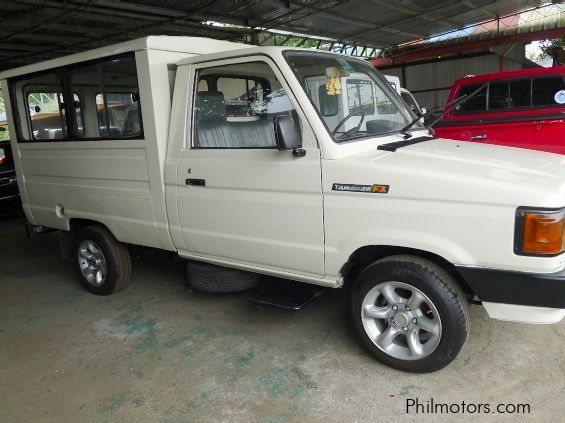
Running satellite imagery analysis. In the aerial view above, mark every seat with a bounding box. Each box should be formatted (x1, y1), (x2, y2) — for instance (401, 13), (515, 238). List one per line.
(196, 91), (278, 148)
(231, 119), (276, 148)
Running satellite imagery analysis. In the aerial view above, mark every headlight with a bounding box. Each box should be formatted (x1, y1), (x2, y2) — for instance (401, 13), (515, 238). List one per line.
(515, 207), (565, 256)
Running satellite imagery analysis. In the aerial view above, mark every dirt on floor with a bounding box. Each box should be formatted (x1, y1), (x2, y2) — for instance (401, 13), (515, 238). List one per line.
(1, 215), (564, 422)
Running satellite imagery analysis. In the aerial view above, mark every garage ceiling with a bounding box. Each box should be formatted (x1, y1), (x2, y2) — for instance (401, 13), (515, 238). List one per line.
(0, 0), (555, 71)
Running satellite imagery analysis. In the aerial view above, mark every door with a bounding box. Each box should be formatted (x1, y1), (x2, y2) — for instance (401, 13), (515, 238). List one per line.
(175, 57), (325, 276)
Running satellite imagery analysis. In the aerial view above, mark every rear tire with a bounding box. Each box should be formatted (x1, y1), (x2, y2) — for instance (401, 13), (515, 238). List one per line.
(350, 255), (469, 373)
(186, 260), (261, 293)
(75, 225), (131, 295)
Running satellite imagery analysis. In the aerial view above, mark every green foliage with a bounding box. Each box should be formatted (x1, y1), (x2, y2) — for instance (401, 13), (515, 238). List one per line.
(0, 90), (9, 140)
(274, 35), (320, 48)
(539, 38), (565, 60)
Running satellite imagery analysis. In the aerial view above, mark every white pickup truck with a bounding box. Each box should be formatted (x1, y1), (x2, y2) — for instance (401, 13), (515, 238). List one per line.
(2, 36), (564, 373)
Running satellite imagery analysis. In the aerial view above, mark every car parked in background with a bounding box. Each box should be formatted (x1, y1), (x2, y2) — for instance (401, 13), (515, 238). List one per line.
(384, 75), (426, 118)
(0, 137), (20, 215)
(434, 66), (565, 154)
(400, 87), (425, 117)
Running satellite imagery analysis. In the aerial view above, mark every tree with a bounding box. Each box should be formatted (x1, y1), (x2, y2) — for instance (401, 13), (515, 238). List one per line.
(539, 38), (565, 65)
(274, 35), (320, 48)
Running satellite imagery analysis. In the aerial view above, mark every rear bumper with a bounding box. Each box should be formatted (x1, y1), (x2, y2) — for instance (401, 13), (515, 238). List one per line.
(457, 266), (565, 309)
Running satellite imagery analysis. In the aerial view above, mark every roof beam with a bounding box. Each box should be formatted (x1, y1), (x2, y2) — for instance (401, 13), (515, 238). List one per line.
(71, 0), (188, 18)
(0, 42), (49, 52)
(0, 20), (120, 36)
(462, 0), (498, 19)
(368, 0), (462, 29)
(8, 32), (89, 43)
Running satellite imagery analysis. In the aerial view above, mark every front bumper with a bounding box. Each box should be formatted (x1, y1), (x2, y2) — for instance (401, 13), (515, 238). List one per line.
(457, 266), (565, 309)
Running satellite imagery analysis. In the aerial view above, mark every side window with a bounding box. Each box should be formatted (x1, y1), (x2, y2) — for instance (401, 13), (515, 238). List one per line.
(488, 81), (509, 110)
(26, 90), (67, 140)
(9, 70), (66, 141)
(193, 61), (297, 149)
(95, 93), (141, 137)
(0, 91), (9, 141)
(454, 83), (487, 113)
(68, 55), (142, 139)
(347, 80), (375, 115)
(532, 76), (565, 107)
(9, 54), (142, 142)
(509, 79), (531, 108)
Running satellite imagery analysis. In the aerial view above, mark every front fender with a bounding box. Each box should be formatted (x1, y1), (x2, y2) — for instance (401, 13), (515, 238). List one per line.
(325, 228), (476, 277)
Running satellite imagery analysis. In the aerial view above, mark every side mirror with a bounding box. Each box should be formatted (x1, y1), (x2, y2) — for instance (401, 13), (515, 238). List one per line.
(275, 115), (305, 156)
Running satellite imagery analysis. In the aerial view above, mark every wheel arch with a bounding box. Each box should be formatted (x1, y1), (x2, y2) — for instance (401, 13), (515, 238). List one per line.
(58, 218), (116, 262)
(339, 245), (474, 296)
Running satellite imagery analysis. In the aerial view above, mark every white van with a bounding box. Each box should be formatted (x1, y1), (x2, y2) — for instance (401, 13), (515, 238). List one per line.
(305, 72), (405, 134)
(2, 36), (564, 373)
(384, 75), (425, 116)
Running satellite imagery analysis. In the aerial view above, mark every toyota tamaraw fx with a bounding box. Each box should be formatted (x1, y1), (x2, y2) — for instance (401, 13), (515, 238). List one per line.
(1, 36), (564, 373)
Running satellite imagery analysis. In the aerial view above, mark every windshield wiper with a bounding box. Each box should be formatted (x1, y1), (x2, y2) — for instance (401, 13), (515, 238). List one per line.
(398, 82), (488, 139)
(377, 135), (434, 152)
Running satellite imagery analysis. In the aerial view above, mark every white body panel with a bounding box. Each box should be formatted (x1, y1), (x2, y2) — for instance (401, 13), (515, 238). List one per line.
(2, 39), (564, 325)
(482, 303), (565, 324)
(1, 37), (249, 250)
(384, 75), (401, 94)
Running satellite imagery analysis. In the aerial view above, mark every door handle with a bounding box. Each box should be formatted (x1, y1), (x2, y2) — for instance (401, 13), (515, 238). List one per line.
(470, 134), (487, 140)
(186, 178), (205, 186)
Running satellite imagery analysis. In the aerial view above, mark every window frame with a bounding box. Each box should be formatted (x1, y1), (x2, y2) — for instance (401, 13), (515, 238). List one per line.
(24, 88), (68, 141)
(93, 91), (143, 139)
(346, 79), (376, 116)
(189, 56), (302, 150)
(8, 52), (144, 143)
(531, 75), (565, 107)
(452, 74), (565, 116)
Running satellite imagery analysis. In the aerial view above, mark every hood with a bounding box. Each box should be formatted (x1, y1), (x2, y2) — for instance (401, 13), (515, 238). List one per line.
(346, 138), (565, 208)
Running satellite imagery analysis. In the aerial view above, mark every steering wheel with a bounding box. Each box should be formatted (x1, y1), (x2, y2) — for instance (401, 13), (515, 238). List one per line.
(332, 110), (366, 137)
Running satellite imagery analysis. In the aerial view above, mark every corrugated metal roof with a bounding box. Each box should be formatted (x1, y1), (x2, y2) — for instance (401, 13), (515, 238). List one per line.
(0, 0), (557, 70)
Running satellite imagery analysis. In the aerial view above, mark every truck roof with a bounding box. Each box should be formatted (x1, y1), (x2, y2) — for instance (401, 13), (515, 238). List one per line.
(0, 36), (250, 80)
(452, 65), (565, 87)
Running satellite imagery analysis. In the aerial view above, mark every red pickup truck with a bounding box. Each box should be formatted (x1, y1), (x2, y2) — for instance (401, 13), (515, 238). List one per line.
(434, 66), (565, 154)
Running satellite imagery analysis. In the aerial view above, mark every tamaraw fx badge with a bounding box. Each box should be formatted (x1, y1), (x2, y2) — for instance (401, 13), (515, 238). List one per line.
(332, 183), (389, 194)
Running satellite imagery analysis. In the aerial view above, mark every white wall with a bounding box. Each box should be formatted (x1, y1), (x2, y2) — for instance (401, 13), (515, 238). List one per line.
(380, 46), (531, 109)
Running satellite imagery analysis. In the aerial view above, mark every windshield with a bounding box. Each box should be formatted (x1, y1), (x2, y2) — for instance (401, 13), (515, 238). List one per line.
(284, 52), (419, 142)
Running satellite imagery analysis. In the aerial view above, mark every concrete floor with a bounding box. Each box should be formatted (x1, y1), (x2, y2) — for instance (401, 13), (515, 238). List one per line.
(0, 215), (563, 423)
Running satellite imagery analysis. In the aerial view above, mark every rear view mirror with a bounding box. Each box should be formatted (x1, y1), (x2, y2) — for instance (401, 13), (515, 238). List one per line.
(275, 116), (304, 156)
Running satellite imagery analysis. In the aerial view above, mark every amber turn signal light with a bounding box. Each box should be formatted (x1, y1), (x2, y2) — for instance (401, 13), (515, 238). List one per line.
(519, 211), (565, 255)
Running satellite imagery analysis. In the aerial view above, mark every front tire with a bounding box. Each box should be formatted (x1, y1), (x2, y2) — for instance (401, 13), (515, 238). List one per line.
(75, 225), (131, 295)
(350, 255), (469, 373)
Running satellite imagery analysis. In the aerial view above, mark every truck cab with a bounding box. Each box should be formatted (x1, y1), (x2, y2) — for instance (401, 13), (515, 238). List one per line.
(2, 37), (565, 373)
(434, 67), (565, 154)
